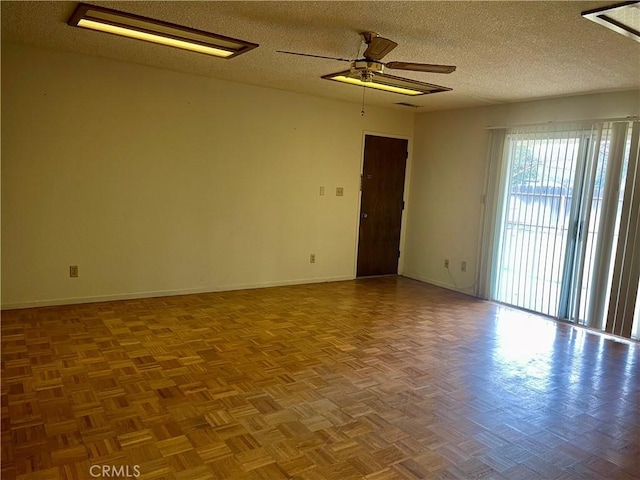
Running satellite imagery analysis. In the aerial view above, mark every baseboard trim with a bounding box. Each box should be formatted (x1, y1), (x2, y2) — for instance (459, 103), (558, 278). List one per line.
(402, 272), (477, 297)
(1, 275), (355, 310)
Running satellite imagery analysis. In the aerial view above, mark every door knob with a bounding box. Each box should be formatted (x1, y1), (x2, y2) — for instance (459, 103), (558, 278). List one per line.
(361, 213), (368, 219)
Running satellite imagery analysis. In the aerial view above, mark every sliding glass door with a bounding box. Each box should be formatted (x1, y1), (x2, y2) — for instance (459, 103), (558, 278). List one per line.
(492, 121), (638, 337)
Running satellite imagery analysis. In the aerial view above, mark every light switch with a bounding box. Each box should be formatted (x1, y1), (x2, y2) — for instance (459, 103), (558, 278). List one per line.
(320, 186), (325, 196)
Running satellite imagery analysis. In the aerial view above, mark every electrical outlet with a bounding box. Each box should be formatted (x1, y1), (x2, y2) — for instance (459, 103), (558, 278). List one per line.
(461, 261), (467, 272)
(444, 259), (449, 269)
(336, 187), (344, 197)
(310, 254), (316, 264)
(70, 265), (78, 277)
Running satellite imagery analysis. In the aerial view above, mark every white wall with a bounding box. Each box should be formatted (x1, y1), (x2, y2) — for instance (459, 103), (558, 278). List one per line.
(404, 90), (640, 295)
(1, 44), (415, 308)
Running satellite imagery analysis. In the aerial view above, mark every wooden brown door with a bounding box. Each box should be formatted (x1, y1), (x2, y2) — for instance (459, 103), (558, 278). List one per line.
(357, 135), (408, 277)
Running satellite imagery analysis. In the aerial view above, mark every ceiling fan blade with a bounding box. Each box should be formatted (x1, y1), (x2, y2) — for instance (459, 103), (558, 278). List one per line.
(363, 36), (398, 61)
(385, 61), (456, 74)
(276, 50), (352, 62)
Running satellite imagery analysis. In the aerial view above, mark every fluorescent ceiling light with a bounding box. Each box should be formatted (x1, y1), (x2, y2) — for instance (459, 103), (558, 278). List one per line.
(329, 75), (423, 95)
(68, 3), (258, 58)
(582, 1), (640, 42)
(322, 71), (451, 96)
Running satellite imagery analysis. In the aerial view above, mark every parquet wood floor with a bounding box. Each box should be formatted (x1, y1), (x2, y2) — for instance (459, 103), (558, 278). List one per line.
(2, 277), (639, 480)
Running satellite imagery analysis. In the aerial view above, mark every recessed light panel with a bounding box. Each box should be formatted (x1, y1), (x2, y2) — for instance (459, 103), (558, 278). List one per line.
(68, 3), (258, 58)
(582, 1), (640, 42)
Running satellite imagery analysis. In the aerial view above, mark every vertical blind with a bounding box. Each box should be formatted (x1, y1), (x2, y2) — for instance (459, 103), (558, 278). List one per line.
(606, 122), (640, 338)
(478, 120), (639, 339)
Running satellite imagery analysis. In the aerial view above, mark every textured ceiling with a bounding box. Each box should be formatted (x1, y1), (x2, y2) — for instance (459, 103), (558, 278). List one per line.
(2, 1), (639, 112)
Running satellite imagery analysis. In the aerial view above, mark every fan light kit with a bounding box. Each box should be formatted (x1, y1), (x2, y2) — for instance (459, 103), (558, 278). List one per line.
(582, 1), (640, 43)
(279, 32), (455, 96)
(322, 72), (449, 96)
(67, 3), (258, 58)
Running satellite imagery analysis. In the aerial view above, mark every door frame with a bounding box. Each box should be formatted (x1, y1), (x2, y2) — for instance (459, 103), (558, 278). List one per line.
(353, 131), (413, 278)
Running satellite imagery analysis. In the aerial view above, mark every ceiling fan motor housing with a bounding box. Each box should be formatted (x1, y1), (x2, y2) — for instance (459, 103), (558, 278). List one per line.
(351, 60), (384, 82)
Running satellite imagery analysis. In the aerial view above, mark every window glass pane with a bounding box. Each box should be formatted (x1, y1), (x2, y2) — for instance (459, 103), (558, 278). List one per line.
(495, 132), (581, 316)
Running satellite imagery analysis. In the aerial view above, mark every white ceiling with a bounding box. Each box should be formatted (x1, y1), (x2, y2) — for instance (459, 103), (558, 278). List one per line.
(2, 1), (639, 112)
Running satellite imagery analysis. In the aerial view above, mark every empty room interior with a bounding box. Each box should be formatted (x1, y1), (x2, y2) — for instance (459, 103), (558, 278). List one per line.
(2, 1), (640, 479)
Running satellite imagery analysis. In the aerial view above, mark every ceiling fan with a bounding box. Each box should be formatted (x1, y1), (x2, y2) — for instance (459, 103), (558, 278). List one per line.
(278, 32), (456, 96)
